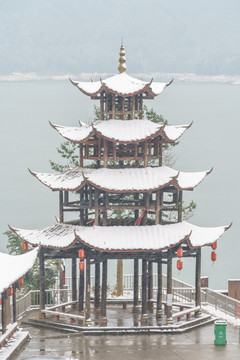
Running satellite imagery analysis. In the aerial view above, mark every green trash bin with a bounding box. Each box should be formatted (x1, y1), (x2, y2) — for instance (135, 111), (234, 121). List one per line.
(214, 320), (227, 345)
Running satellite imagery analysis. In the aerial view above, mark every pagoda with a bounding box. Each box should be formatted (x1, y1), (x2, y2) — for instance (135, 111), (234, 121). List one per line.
(10, 45), (231, 326)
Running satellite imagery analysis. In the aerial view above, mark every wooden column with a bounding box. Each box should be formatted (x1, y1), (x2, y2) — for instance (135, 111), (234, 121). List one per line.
(195, 248), (201, 312)
(155, 190), (160, 224)
(59, 191), (64, 222)
(80, 190), (84, 226)
(85, 258), (91, 323)
(134, 193), (139, 224)
(142, 193), (150, 225)
(103, 139), (108, 168)
(178, 191), (183, 222)
(159, 190), (163, 224)
(94, 189), (99, 226)
(147, 261), (153, 312)
(116, 259), (123, 296)
(166, 249), (173, 324)
(112, 94), (116, 119)
(71, 257), (77, 309)
(103, 192), (108, 226)
(2, 291), (10, 334)
(100, 92), (104, 119)
(94, 261), (101, 312)
(133, 258), (139, 312)
(100, 259), (108, 324)
(144, 141), (148, 167)
(156, 255), (163, 317)
(79, 144), (83, 167)
(39, 247), (46, 318)
(139, 94), (143, 119)
(131, 95), (135, 119)
(141, 259), (148, 324)
(78, 265), (84, 314)
(12, 284), (17, 323)
(159, 139), (163, 166)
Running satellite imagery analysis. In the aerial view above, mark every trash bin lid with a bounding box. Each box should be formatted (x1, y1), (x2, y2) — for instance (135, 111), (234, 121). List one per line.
(214, 320), (227, 325)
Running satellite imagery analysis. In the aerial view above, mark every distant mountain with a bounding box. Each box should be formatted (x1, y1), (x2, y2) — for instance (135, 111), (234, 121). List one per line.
(0, 0), (240, 75)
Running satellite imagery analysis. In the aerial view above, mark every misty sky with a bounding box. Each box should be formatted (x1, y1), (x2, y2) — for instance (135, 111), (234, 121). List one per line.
(0, 0), (240, 76)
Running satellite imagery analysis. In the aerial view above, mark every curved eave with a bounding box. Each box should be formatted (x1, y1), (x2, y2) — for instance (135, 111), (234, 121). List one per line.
(149, 78), (173, 97)
(175, 168), (213, 191)
(8, 224), (78, 251)
(29, 168), (87, 192)
(74, 231), (191, 253)
(161, 122), (193, 143)
(69, 78), (102, 97)
(187, 223), (232, 249)
(0, 246), (39, 294)
(50, 121), (94, 144)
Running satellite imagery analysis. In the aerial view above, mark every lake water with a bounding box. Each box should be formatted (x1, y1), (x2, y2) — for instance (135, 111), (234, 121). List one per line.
(0, 80), (239, 290)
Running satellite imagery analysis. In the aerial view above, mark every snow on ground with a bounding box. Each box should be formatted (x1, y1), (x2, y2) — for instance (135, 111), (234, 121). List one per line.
(202, 304), (240, 327)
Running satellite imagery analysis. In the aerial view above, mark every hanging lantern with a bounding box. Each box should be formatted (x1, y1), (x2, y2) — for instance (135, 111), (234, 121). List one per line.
(211, 241), (217, 250)
(19, 277), (24, 285)
(78, 249), (85, 259)
(211, 251), (217, 262)
(177, 248), (183, 258)
(0, 297), (2, 305)
(177, 260), (183, 270)
(22, 241), (28, 251)
(8, 288), (13, 296)
(79, 261), (85, 271)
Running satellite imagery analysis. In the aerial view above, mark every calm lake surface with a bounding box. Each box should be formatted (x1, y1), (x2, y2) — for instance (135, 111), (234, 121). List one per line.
(0, 80), (239, 289)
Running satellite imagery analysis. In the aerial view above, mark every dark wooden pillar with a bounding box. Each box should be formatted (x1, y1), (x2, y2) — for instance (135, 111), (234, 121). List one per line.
(166, 249), (173, 324)
(156, 255), (163, 317)
(39, 247), (46, 318)
(94, 189), (99, 226)
(116, 259), (123, 296)
(12, 284), (17, 323)
(195, 248), (201, 311)
(100, 259), (107, 323)
(103, 192), (108, 226)
(85, 258), (91, 323)
(79, 144), (83, 167)
(2, 291), (10, 333)
(178, 191), (183, 222)
(155, 190), (160, 224)
(133, 258), (139, 312)
(78, 263), (84, 314)
(80, 190), (84, 226)
(59, 191), (64, 222)
(103, 139), (108, 168)
(141, 259), (148, 324)
(71, 257), (77, 309)
(147, 261), (153, 312)
(94, 261), (101, 312)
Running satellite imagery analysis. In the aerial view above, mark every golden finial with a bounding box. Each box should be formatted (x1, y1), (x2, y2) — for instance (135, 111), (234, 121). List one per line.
(118, 42), (126, 74)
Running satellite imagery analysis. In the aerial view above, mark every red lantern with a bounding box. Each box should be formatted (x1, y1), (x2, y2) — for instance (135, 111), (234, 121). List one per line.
(211, 241), (217, 250)
(78, 249), (85, 259)
(0, 297), (2, 305)
(8, 288), (13, 296)
(177, 248), (183, 258)
(177, 260), (183, 270)
(211, 251), (217, 262)
(19, 277), (24, 285)
(22, 241), (28, 251)
(79, 261), (85, 271)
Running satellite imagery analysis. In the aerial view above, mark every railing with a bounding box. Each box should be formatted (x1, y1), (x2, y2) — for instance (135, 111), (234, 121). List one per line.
(201, 288), (240, 318)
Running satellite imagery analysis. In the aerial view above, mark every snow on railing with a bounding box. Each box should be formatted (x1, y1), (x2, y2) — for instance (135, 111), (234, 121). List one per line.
(201, 288), (240, 318)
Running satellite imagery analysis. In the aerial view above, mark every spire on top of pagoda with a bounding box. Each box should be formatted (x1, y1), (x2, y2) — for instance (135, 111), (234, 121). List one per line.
(118, 43), (126, 74)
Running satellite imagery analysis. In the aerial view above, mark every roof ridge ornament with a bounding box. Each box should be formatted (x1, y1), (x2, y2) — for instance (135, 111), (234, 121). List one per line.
(118, 43), (126, 74)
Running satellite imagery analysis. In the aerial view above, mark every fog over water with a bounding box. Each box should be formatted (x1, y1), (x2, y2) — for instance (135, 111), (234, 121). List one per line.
(0, 79), (239, 290)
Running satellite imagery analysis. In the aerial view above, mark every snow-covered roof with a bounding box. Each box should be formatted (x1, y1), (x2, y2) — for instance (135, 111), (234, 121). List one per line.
(0, 247), (38, 294)
(70, 72), (171, 98)
(30, 166), (211, 192)
(9, 221), (231, 252)
(50, 119), (190, 144)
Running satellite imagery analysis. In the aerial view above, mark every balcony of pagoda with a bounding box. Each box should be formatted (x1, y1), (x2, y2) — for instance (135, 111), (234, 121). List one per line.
(79, 135), (163, 167)
(59, 186), (183, 226)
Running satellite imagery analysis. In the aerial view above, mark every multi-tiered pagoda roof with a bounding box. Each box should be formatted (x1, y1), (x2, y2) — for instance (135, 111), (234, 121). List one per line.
(9, 44), (231, 326)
